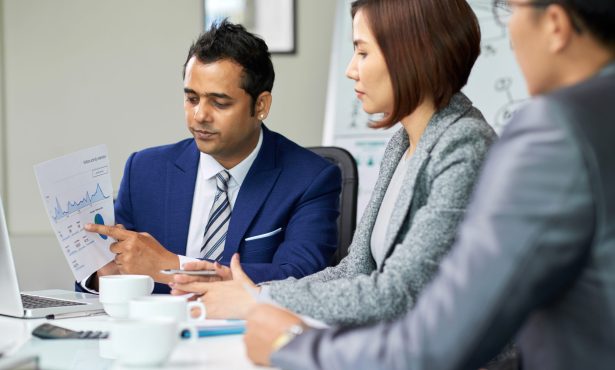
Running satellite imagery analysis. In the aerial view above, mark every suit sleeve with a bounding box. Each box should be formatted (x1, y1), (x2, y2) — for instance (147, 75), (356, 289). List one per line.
(267, 122), (494, 326)
(271, 102), (595, 369)
(240, 163), (342, 282)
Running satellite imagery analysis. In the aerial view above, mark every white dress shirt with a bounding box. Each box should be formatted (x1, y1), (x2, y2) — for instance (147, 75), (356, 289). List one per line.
(180, 128), (263, 267)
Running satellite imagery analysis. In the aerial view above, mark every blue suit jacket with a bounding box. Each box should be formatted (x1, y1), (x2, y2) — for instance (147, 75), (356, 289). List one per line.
(114, 126), (341, 293)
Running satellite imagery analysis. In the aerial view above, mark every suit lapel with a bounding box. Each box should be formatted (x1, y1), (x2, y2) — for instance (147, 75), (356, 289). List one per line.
(379, 93), (474, 267)
(164, 142), (200, 255)
(222, 127), (281, 260)
(361, 129), (409, 237)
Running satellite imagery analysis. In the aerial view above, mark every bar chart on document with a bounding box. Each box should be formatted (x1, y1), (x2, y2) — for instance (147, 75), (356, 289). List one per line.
(34, 145), (115, 282)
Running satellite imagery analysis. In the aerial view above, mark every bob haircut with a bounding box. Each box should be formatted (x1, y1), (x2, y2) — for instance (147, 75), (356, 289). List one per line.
(351, 0), (481, 128)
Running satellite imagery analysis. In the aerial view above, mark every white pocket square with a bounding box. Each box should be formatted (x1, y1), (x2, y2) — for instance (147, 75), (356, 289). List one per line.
(245, 227), (283, 241)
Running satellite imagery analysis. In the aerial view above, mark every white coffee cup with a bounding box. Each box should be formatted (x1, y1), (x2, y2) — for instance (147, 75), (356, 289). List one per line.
(129, 295), (206, 340)
(129, 295), (206, 321)
(99, 275), (154, 318)
(111, 318), (178, 366)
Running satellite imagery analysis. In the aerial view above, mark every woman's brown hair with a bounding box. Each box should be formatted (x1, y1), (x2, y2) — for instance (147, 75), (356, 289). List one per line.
(351, 0), (481, 128)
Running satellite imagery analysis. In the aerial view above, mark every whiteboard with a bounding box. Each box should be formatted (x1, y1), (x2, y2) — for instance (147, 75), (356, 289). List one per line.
(323, 0), (529, 219)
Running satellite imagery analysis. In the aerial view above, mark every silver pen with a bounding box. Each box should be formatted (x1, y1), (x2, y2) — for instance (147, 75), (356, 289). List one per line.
(45, 309), (106, 320)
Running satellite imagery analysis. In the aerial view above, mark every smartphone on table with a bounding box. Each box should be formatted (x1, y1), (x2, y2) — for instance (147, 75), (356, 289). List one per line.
(160, 269), (218, 276)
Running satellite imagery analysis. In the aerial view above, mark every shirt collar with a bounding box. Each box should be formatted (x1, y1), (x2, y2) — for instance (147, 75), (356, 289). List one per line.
(198, 127), (263, 188)
(599, 60), (615, 77)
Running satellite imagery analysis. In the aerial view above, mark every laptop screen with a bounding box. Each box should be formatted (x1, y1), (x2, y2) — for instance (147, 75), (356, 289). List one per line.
(0, 195), (28, 317)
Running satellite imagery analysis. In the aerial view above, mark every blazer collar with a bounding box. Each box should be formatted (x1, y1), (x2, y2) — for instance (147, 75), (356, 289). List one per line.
(414, 92), (474, 154)
(221, 125), (282, 261)
(173, 140), (201, 173)
(164, 141), (200, 253)
(379, 93), (474, 266)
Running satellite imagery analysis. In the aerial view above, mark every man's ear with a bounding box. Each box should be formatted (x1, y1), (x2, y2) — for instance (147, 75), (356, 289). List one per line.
(545, 4), (575, 54)
(255, 92), (272, 120)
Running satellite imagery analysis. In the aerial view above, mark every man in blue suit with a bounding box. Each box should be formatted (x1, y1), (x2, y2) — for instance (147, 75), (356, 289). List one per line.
(84, 20), (341, 294)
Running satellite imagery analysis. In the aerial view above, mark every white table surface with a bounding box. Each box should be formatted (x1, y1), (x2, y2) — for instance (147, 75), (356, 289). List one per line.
(0, 314), (274, 369)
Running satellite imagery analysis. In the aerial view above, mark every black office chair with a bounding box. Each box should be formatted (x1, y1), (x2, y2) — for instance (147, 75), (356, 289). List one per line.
(308, 146), (358, 266)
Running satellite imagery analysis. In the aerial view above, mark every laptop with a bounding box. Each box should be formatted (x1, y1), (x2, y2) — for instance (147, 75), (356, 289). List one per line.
(0, 195), (104, 318)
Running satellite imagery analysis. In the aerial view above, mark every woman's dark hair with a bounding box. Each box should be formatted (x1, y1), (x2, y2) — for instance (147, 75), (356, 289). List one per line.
(351, 0), (481, 128)
(183, 19), (275, 116)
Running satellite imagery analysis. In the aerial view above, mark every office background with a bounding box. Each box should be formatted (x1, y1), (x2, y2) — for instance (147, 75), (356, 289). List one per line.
(0, 0), (527, 292)
(0, 0), (336, 290)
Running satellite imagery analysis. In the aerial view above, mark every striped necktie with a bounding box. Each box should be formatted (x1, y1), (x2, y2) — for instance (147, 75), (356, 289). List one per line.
(200, 170), (232, 260)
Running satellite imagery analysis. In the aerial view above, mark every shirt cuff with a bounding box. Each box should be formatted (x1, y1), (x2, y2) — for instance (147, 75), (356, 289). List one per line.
(298, 315), (329, 329)
(259, 285), (272, 301)
(79, 273), (99, 295)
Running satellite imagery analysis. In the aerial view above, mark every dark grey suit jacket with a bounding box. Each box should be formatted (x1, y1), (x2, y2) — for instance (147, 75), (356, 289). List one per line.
(271, 63), (615, 370)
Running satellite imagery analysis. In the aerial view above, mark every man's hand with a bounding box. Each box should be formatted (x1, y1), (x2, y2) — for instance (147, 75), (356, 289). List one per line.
(85, 223), (179, 283)
(167, 260), (230, 297)
(185, 260), (233, 280)
(244, 304), (306, 366)
(170, 253), (259, 318)
(85, 259), (120, 291)
(97, 260), (120, 276)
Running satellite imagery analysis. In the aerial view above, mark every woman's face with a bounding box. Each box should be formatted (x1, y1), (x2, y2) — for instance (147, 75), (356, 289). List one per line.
(345, 9), (394, 115)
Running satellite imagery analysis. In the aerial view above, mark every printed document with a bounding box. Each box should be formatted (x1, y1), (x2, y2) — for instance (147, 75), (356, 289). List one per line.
(34, 145), (115, 282)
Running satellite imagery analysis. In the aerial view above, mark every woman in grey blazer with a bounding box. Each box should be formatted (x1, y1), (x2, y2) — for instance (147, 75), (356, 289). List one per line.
(171, 0), (496, 327)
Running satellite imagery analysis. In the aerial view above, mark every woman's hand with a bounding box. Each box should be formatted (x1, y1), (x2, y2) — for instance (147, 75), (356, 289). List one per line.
(170, 253), (261, 319)
(185, 259), (233, 280)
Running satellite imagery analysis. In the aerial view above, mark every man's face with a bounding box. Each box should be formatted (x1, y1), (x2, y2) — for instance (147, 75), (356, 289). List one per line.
(184, 57), (264, 168)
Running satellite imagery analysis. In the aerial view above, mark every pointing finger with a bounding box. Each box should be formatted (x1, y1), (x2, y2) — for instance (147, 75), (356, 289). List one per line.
(85, 223), (134, 240)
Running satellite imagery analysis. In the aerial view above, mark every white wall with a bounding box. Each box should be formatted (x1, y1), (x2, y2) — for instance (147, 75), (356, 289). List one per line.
(3, 0), (203, 235)
(0, 0), (336, 290)
(267, 0), (336, 146)
(0, 0), (5, 201)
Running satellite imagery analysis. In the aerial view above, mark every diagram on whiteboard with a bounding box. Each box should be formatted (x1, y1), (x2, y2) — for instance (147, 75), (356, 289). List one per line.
(465, 0), (529, 134)
(34, 145), (115, 282)
(471, 1), (508, 56)
(493, 77), (527, 132)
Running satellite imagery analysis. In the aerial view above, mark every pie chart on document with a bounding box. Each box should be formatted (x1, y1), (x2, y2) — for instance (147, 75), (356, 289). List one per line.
(94, 213), (108, 240)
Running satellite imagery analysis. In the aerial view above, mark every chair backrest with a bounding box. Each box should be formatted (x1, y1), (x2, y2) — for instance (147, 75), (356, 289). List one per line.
(308, 146), (358, 266)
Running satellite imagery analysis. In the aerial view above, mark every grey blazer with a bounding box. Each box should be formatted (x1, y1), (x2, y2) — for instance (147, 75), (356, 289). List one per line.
(271, 64), (615, 370)
(266, 93), (496, 325)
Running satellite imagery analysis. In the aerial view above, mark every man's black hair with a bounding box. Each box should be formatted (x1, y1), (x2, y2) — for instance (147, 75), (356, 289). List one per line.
(560, 0), (615, 48)
(183, 19), (275, 115)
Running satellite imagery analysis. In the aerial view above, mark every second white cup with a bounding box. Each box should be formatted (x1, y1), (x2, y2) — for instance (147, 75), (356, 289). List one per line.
(129, 295), (206, 340)
(129, 295), (205, 321)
